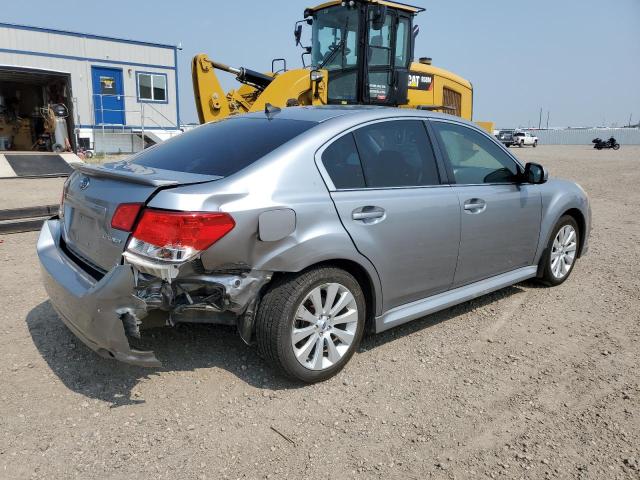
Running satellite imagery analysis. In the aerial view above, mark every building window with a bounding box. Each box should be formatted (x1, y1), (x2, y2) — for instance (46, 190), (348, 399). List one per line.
(137, 72), (167, 102)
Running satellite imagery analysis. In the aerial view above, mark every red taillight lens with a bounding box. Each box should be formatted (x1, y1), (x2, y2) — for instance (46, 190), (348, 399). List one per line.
(132, 209), (235, 251)
(111, 203), (143, 231)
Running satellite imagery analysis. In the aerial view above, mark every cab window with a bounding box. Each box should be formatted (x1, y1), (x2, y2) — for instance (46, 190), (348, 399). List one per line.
(431, 122), (520, 184)
(395, 17), (411, 67)
(368, 12), (393, 66)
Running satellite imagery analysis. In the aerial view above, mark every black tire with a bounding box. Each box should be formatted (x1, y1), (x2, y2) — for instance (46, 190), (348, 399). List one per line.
(533, 141), (537, 148)
(537, 215), (580, 287)
(255, 267), (366, 383)
(613, 143), (620, 150)
(596, 144), (603, 150)
(518, 141), (523, 148)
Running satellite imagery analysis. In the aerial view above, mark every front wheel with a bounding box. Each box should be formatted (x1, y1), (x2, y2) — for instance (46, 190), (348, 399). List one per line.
(613, 143), (620, 150)
(256, 267), (366, 383)
(533, 141), (538, 148)
(537, 215), (580, 286)
(518, 141), (523, 148)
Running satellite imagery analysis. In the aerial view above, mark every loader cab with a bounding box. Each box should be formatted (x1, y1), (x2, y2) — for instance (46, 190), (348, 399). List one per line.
(305, 1), (422, 106)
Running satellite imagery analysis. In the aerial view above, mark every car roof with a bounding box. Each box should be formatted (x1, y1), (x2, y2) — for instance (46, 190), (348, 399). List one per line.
(241, 105), (467, 125)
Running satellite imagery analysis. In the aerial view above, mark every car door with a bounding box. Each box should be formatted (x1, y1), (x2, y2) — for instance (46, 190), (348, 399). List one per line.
(317, 119), (460, 311)
(429, 120), (542, 287)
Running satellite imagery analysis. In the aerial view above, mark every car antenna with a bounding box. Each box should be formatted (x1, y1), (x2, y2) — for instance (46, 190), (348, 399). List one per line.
(265, 102), (281, 120)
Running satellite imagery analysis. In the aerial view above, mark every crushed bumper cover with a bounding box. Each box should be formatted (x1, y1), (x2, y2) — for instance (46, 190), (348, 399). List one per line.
(37, 219), (160, 367)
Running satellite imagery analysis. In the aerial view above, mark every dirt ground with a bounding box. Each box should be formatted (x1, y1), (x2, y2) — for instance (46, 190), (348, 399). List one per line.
(1, 145), (639, 479)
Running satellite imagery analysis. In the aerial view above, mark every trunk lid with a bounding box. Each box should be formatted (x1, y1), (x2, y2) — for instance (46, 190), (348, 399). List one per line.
(62, 162), (220, 272)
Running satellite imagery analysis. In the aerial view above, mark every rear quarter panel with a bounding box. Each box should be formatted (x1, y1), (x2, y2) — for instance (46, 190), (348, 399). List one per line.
(147, 124), (385, 314)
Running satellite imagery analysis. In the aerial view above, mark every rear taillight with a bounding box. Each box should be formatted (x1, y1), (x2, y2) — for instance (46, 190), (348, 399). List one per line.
(111, 203), (143, 231)
(126, 209), (235, 262)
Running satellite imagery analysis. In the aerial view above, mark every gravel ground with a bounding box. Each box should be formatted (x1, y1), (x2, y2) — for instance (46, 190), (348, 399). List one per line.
(0, 145), (639, 479)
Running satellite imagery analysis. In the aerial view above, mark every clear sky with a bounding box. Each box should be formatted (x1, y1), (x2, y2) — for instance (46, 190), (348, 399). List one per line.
(3, 0), (639, 128)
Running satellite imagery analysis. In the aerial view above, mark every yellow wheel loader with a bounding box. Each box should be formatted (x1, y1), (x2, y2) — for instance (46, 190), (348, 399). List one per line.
(193, 0), (484, 128)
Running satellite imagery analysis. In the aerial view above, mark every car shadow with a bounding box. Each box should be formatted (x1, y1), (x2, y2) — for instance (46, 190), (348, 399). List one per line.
(27, 285), (524, 406)
(26, 301), (302, 407)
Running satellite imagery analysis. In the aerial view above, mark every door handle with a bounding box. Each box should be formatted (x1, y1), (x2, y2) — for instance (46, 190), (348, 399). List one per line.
(463, 198), (487, 214)
(352, 206), (386, 223)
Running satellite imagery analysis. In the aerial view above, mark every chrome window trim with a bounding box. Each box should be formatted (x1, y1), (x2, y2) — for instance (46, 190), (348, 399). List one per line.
(314, 116), (448, 192)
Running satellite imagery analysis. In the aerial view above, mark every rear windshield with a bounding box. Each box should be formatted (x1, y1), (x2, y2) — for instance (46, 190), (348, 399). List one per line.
(131, 117), (317, 177)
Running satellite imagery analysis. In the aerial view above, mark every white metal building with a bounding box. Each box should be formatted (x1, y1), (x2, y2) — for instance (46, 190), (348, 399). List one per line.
(0, 22), (182, 154)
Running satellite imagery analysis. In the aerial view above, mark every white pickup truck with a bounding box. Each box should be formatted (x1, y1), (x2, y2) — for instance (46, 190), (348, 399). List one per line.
(512, 131), (538, 147)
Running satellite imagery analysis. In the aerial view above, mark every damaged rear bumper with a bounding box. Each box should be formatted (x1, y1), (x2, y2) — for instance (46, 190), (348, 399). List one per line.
(37, 219), (160, 367)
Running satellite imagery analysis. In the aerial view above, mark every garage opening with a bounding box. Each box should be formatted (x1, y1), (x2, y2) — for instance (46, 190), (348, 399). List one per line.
(0, 66), (75, 153)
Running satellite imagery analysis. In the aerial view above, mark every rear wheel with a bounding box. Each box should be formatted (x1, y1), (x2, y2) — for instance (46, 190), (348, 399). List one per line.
(538, 215), (580, 286)
(256, 267), (365, 383)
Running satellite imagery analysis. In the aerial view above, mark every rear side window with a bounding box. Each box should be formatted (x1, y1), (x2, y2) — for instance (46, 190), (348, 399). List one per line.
(321, 133), (366, 189)
(353, 120), (440, 187)
(131, 118), (316, 177)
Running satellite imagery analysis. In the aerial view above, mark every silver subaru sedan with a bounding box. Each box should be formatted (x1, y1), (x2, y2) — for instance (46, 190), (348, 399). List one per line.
(37, 106), (591, 382)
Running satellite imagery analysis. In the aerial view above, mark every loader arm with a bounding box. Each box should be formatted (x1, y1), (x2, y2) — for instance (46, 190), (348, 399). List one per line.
(192, 54), (233, 123)
(193, 53), (328, 124)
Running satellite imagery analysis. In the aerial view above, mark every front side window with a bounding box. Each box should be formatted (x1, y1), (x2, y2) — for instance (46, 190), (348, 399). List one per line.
(432, 121), (520, 184)
(137, 73), (167, 102)
(353, 120), (440, 188)
(132, 118), (316, 177)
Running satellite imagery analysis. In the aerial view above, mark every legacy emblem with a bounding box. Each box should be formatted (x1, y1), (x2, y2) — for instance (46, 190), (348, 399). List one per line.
(79, 176), (90, 190)
(102, 233), (123, 245)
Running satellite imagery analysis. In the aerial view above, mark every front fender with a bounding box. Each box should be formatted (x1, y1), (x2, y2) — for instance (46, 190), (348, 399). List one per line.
(534, 179), (591, 265)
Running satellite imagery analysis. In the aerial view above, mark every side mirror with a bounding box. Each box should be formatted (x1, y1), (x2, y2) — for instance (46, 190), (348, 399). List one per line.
(294, 24), (303, 46)
(523, 162), (548, 184)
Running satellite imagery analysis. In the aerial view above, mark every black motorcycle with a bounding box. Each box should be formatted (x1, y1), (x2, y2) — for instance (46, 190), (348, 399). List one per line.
(592, 137), (620, 150)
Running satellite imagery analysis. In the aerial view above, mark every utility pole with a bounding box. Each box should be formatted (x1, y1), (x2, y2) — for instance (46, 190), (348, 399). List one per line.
(538, 108), (543, 129)
(629, 113), (633, 128)
(546, 111), (550, 129)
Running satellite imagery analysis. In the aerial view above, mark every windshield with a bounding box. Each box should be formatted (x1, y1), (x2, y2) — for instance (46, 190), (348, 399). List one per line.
(312, 7), (360, 70)
(131, 118), (316, 177)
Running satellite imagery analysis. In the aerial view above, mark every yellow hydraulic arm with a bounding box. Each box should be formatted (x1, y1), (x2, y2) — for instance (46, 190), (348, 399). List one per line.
(192, 54), (328, 124)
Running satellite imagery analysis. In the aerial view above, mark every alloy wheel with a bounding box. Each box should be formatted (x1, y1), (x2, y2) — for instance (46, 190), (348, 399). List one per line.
(291, 283), (359, 371)
(550, 225), (577, 279)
